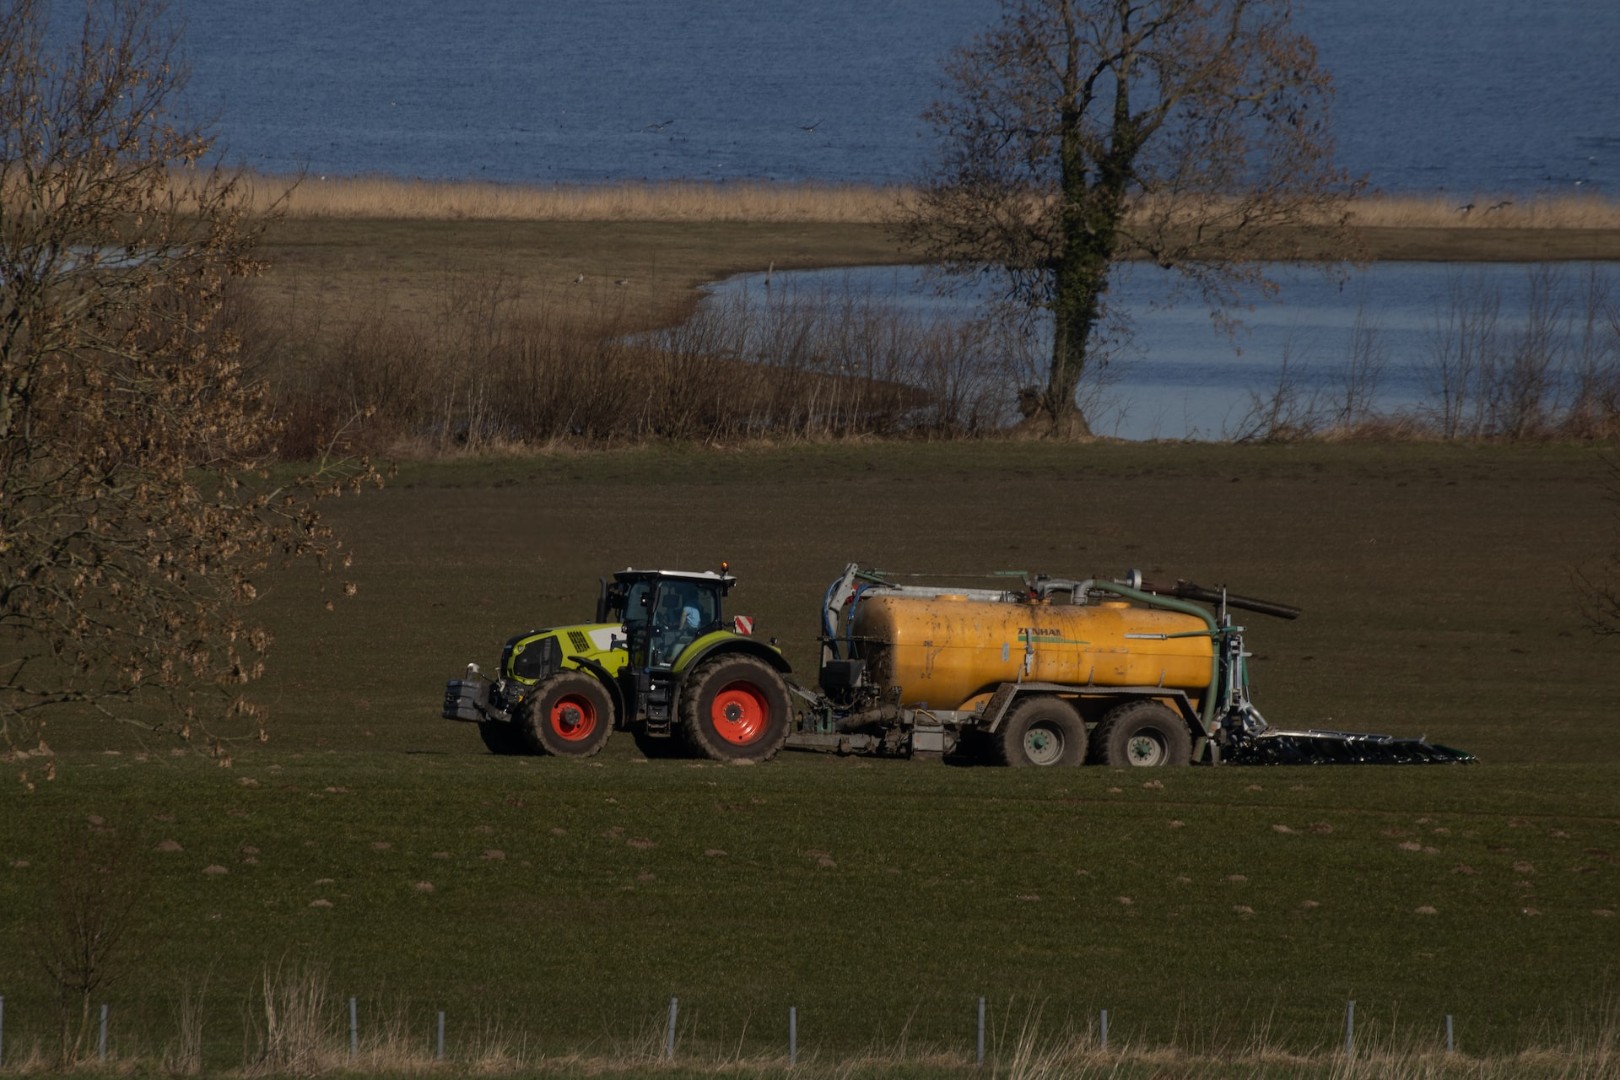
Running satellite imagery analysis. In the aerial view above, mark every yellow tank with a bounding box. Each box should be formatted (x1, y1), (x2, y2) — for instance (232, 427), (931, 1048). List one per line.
(850, 594), (1214, 711)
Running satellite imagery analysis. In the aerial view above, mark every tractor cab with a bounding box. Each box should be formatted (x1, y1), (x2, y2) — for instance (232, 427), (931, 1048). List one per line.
(605, 565), (775, 742)
(611, 567), (735, 670)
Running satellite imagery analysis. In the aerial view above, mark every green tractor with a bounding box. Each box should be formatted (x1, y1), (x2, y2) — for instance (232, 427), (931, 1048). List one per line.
(442, 566), (793, 761)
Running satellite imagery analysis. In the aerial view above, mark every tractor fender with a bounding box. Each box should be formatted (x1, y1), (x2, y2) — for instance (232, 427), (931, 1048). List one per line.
(673, 633), (792, 680)
(562, 655), (627, 725)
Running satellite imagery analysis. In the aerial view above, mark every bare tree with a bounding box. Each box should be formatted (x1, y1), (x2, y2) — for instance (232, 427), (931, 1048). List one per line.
(34, 821), (147, 1066)
(0, 0), (375, 752)
(897, 0), (1357, 435)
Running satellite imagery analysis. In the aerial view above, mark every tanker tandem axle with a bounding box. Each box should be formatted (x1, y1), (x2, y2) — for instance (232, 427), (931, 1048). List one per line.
(441, 563), (1473, 766)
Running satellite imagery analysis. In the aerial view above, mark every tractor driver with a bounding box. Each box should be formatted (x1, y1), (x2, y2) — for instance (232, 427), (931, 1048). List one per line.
(652, 583), (705, 663)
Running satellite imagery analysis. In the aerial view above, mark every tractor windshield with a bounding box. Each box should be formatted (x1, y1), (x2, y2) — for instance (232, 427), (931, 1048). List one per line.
(648, 579), (721, 665)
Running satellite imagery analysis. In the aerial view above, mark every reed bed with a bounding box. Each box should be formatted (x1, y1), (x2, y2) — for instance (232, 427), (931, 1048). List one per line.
(238, 273), (1020, 457)
(1345, 191), (1620, 231)
(244, 174), (904, 223)
(236, 172), (1620, 230)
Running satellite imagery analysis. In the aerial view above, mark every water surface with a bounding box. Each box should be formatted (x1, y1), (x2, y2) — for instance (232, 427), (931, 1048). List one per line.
(705, 262), (1615, 440)
(40, 0), (1620, 193)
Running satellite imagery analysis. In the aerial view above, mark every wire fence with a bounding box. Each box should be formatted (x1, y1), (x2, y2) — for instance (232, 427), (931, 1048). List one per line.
(0, 991), (1488, 1071)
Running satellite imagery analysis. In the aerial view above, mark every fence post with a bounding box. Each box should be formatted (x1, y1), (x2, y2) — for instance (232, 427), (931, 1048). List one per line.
(1100, 1009), (1109, 1051)
(98, 1003), (108, 1062)
(665, 997), (678, 1061)
(349, 997), (358, 1060)
(1445, 1013), (1454, 1054)
(789, 1006), (797, 1066)
(1, 993), (6, 1069)
(976, 996), (985, 1066)
(1344, 1000), (1355, 1059)
(437, 1010), (446, 1061)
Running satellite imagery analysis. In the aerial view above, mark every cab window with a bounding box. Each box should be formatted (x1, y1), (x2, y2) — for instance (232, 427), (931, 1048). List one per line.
(622, 580), (653, 626)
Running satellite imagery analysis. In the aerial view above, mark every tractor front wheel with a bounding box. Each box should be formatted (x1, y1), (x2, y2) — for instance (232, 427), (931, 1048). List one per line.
(679, 655), (791, 763)
(996, 696), (1087, 766)
(521, 671), (615, 757)
(1091, 700), (1192, 767)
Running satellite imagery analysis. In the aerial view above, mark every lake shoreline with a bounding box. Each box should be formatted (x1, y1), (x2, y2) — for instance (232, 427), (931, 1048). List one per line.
(257, 216), (1620, 338)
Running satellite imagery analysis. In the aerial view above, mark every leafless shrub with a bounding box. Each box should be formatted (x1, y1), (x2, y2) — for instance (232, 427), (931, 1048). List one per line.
(247, 958), (338, 1076)
(1422, 271), (1502, 439)
(1230, 342), (1322, 443)
(1330, 305), (1389, 429)
(255, 272), (1017, 452)
(162, 975), (209, 1076)
(1562, 269), (1620, 440)
(33, 821), (147, 1067)
(1421, 265), (1620, 441)
(1493, 264), (1569, 438)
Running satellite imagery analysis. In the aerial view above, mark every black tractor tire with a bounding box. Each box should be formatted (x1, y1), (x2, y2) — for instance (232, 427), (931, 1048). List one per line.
(520, 671), (615, 758)
(679, 654), (792, 763)
(1091, 700), (1193, 767)
(995, 696), (1087, 766)
(477, 720), (529, 756)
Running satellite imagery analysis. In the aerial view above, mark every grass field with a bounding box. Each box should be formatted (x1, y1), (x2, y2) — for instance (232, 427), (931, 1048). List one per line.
(4, 442), (1619, 1075)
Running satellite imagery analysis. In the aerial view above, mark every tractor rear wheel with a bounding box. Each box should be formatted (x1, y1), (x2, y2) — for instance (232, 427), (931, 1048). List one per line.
(679, 655), (791, 763)
(478, 721), (528, 756)
(521, 671), (615, 757)
(996, 696), (1086, 766)
(1091, 700), (1192, 767)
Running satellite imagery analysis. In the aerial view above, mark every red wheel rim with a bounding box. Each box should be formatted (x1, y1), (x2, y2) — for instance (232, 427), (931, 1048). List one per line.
(710, 681), (769, 745)
(549, 694), (599, 741)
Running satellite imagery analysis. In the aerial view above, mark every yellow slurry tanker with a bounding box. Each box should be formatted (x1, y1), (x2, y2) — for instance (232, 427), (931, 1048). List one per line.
(443, 562), (1472, 765)
(802, 564), (1469, 765)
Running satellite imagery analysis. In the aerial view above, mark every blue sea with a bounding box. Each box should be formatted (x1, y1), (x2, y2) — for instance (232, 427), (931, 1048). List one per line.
(44, 0), (1620, 194)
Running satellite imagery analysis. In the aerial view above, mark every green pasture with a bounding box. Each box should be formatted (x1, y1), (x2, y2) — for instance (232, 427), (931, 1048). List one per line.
(3, 441), (1619, 1073)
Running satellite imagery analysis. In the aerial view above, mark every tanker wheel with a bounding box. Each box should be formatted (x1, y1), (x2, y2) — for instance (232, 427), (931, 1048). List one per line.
(477, 721), (528, 756)
(995, 696), (1086, 767)
(520, 671), (615, 758)
(1091, 701), (1192, 767)
(679, 655), (791, 763)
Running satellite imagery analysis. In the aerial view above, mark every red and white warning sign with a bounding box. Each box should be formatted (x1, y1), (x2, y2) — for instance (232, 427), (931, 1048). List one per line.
(732, 615), (754, 635)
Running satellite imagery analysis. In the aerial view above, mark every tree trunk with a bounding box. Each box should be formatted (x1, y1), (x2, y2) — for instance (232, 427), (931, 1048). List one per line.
(1038, 32), (1134, 440)
(1039, 184), (1126, 438)
(1042, 239), (1111, 436)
